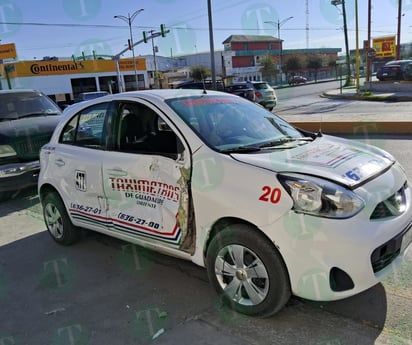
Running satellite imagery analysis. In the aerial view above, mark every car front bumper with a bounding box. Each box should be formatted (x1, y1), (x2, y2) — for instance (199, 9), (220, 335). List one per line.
(0, 161), (40, 193)
(262, 164), (412, 302)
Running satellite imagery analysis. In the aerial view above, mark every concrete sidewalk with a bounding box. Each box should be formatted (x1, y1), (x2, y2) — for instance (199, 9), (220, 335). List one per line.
(288, 87), (412, 135)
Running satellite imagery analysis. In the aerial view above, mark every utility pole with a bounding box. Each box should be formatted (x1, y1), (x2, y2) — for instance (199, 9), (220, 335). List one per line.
(331, 0), (352, 86)
(264, 16), (293, 84)
(207, 0), (216, 90)
(396, 0), (402, 59)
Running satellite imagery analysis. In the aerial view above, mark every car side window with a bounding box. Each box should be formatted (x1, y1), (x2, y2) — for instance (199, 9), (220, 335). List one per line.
(60, 102), (110, 149)
(117, 102), (183, 159)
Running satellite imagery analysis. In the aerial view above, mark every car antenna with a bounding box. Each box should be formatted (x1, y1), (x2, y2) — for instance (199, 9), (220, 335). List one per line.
(317, 113), (323, 137)
(201, 72), (207, 94)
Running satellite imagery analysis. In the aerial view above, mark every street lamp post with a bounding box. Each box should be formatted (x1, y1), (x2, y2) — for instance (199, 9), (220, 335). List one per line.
(114, 8), (144, 90)
(265, 16), (293, 84)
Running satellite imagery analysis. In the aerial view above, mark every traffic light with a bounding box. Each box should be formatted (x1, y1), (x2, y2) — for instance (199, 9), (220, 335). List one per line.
(160, 24), (166, 37)
(143, 31), (148, 43)
(128, 39), (132, 50)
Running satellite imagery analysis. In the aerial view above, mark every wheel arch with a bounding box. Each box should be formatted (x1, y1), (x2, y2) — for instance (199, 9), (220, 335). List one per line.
(39, 183), (61, 204)
(203, 216), (287, 267)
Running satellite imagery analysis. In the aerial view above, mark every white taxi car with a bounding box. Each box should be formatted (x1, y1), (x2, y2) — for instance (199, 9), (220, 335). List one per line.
(38, 89), (412, 317)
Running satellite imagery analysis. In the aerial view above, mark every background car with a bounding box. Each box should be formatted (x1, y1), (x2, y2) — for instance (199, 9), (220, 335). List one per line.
(0, 89), (62, 201)
(376, 59), (412, 81)
(225, 82), (256, 102)
(229, 81), (277, 110)
(289, 75), (308, 85)
(74, 91), (110, 102)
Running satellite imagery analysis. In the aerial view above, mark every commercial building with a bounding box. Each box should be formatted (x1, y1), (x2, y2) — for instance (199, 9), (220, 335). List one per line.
(0, 56), (148, 103)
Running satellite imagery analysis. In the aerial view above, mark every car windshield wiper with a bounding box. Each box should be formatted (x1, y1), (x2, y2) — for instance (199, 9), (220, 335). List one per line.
(258, 137), (313, 149)
(219, 145), (262, 154)
(18, 111), (60, 118)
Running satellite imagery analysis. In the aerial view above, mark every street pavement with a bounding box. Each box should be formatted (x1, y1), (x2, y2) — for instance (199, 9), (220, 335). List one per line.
(1, 92), (412, 344)
(286, 86), (412, 135)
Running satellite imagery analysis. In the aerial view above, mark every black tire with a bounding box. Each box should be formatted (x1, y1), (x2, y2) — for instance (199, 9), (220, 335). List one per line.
(42, 192), (80, 245)
(206, 224), (291, 317)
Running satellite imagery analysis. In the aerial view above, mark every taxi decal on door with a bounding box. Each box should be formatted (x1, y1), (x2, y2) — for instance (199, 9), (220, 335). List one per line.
(111, 212), (182, 245)
(69, 204), (182, 245)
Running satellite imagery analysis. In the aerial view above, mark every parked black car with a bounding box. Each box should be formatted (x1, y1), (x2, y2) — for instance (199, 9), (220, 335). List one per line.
(225, 83), (256, 102)
(376, 59), (412, 81)
(0, 89), (62, 201)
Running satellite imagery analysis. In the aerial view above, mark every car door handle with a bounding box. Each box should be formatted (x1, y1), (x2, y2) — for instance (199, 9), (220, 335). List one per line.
(106, 168), (128, 177)
(54, 158), (65, 167)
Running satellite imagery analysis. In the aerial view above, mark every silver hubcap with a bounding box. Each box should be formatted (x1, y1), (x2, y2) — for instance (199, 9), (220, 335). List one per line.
(44, 203), (64, 239)
(214, 244), (269, 306)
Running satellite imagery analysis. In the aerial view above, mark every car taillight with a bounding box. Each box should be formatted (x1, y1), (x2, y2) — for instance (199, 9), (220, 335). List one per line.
(255, 91), (262, 98)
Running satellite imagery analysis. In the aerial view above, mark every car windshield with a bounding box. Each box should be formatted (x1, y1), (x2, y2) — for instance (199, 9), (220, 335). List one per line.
(0, 92), (61, 120)
(166, 95), (308, 152)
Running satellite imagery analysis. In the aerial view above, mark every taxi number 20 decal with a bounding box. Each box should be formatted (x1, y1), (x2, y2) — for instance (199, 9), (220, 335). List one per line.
(259, 186), (281, 204)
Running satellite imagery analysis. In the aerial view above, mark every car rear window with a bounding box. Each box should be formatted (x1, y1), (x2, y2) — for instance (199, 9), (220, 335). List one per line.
(252, 83), (270, 90)
(0, 91), (61, 120)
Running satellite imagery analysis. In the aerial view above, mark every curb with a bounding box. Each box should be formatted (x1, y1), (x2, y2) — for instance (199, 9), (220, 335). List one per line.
(321, 92), (412, 102)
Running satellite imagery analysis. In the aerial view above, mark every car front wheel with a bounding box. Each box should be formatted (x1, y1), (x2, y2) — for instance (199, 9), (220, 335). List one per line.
(42, 192), (80, 245)
(206, 224), (291, 317)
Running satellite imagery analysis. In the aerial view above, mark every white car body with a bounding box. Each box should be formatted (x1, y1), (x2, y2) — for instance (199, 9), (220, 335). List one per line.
(38, 89), (412, 315)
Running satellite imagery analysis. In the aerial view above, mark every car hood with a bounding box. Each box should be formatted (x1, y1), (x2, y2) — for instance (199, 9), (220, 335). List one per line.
(0, 115), (61, 159)
(231, 135), (395, 188)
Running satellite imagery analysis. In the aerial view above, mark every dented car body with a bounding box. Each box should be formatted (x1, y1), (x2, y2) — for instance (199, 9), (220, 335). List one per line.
(38, 89), (412, 317)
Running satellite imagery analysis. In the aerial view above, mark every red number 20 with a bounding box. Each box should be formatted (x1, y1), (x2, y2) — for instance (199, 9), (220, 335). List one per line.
(259, 186), (281, 204)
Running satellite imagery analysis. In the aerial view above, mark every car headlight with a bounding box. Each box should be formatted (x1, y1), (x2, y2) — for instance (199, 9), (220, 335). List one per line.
(0, 145), (16, 158)
(278, 173), (365, 219)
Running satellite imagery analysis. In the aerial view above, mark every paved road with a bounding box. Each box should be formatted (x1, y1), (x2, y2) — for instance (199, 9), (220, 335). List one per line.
(1, 138), (412, 345)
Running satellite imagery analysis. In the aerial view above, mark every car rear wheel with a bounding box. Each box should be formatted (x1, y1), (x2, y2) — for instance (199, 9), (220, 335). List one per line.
(42, 192), (80, 245)
(206, 224), (291, 317)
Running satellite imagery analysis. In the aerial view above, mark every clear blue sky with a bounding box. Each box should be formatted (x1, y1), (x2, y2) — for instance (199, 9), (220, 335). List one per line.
(1, 0), (410, 61)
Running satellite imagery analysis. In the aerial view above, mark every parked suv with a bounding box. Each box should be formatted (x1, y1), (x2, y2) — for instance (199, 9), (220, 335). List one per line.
(244, 81), (277, 110)
(0, 89), (62, 201)
(376, 59), (412, 81)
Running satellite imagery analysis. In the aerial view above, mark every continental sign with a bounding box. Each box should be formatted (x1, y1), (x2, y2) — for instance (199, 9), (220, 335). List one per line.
(4, 58), (146, 78)
(372, 36), (396, 58)
(0, 43), (17, 59)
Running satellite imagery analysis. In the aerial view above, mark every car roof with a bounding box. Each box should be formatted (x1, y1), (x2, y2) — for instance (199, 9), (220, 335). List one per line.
(385, 59), (412, 65)
(0, 89), (42, 94)
(66, 89), (232, 111)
